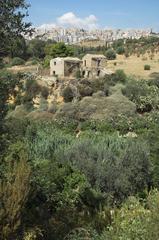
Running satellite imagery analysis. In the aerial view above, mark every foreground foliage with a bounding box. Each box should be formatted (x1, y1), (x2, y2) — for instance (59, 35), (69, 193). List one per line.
(1, 0), (159, 239)
(1, 68), (159, 239)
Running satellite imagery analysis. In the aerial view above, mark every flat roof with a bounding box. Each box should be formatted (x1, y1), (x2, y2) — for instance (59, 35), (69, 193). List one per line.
(83, 54), (106, 59)
(51, 57), (82, 62)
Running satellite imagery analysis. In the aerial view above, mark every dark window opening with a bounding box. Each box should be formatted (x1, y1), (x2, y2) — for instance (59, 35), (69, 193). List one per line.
(97, 60), (101, 67)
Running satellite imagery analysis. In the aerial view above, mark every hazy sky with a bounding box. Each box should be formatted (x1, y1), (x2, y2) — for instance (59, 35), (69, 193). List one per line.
(27, 0), (159, 30)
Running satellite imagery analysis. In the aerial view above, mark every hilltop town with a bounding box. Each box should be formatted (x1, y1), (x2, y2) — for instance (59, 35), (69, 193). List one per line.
(1, 1), (159, 240)
(30, 26), (154, 44)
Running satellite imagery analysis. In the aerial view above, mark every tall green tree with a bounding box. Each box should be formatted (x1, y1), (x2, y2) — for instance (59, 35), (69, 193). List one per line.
(0, 0), (32, 56)
(27, 39), (46, 59)
(0, 0), (32, 148)
(9, 36), (27, 59)
(45, 42), (74, 58)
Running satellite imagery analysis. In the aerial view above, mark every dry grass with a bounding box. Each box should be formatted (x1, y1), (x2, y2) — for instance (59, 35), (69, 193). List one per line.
(78, 39), (106, 47)
(7, 52), (159, 79)
(107, 53), (159, 79)
(7, 65), (38, 74)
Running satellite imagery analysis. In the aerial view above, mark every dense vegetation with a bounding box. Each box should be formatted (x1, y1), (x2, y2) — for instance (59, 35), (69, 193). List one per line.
(1, 67), (159, 239)
(1, 1), (159, 240)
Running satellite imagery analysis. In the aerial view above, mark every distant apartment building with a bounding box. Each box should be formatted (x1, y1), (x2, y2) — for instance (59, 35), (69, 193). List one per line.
(29, 26), (151, 44)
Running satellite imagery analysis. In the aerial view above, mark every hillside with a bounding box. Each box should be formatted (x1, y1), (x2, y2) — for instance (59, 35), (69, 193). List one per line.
(107, 53), (159, 78)
(1, 1), (159, 238)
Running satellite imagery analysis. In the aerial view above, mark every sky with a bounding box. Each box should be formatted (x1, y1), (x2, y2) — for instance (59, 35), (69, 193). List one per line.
(27, 0), (159, 31)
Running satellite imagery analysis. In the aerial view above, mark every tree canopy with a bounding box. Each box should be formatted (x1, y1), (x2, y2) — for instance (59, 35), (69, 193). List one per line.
(45, 42), (74, 58)
(0, 0), (32, 56)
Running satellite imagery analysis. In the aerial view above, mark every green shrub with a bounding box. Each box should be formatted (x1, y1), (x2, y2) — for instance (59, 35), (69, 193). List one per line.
(122, 78), (159, 113)
(48, 101), (58, 114)
(124, 52), (129, 58)
(0, 58), (5, 69)
(25, 57), (39, 66)
(116, 46), (125, 55)
(23, 78), (40, 102)
(41, 86), (49, 99)
(91, 77), (111, 92)
(43, 55), (52, 68)
(58, 136), (151, 204)
(112, 69), (127, 84)
(31, 59), (39, 65)
(148, 78), (159, 88)
(11, 57), (25, 66)
(144, 64), (151, 70)
(105, 49), (116, 60)
(65, 228), (98, 240)
(75, 70), (81, 79)
(39, 97), (48, 111)
(62, 86), (74, 102)
(104, 83), (109, 96)
(56, 90), (136, 121)
(101, 190), (159, 240)
(78, 85), (93, 97)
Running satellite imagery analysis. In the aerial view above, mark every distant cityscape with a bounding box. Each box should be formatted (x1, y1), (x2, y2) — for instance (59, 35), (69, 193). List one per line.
(29, 27), (159, 44)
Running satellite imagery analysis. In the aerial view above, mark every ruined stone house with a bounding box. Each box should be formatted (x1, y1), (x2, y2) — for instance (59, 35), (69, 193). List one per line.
(50, 57), (82, 78)
(50, 54), (110, 78)
(82, 54), (107, 78)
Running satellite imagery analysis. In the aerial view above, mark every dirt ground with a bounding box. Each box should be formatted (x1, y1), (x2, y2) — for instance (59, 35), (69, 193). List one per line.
(107, 53), (159, 79)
